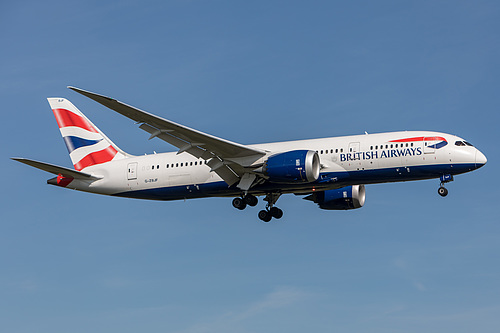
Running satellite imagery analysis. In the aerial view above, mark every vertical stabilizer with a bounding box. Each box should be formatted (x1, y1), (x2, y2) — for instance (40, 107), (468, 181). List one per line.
(47, 98), (129, 171)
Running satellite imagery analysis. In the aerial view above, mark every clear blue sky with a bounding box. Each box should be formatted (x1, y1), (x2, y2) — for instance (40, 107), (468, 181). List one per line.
(1, 1), (499, 332)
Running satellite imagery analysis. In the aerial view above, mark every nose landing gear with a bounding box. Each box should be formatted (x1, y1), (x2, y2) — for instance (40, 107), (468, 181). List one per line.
(438, 174), (453, 197)
(438, 186), (448, 197)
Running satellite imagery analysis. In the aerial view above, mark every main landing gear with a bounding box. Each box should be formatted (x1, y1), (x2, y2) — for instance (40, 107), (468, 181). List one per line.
(438, 174), (453, 197)
(258, 192), (283, 222)
(258, 206), (283, 222)
(231, 192), (284, 222)
(232, 194), (258, 210)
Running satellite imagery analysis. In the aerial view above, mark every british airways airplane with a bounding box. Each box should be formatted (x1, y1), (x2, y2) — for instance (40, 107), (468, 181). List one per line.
(13, 87), (487, 222)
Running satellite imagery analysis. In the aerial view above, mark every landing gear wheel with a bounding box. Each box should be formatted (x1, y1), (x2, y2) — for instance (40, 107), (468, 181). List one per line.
(244, 194), (258, 207)
(269, 207), (283, 219)
(258, 210), (272, 222)
(438, 186), (448, 197)
(232, 197), (247, 210)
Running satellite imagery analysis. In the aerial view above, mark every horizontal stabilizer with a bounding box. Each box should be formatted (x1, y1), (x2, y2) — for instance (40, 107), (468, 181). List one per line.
(11, 158), (101, 180)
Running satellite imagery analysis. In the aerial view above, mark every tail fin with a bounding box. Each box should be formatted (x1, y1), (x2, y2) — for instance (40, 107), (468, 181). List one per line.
(47, 98), (129, 171)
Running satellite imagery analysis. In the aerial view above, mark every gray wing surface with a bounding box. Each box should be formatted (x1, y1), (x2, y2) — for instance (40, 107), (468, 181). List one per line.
(69, 87), (267, 186)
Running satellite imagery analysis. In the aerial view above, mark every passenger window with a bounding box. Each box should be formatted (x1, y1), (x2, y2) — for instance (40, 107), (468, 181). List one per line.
(320, 150), (323, 154)
(176, 163), (179, 167)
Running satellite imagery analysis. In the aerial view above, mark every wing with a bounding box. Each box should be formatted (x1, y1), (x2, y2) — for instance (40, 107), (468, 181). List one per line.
(68, 87), (267, 187)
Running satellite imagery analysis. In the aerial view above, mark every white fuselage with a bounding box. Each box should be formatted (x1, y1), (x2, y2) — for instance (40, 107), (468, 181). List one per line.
(61, 131), (486, 201)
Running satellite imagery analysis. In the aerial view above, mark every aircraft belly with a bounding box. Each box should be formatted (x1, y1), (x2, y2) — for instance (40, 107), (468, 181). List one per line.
(112, 161), (475, 201)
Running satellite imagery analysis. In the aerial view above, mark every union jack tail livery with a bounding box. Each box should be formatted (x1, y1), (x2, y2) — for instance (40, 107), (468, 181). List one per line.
(48, 98), (128, 171)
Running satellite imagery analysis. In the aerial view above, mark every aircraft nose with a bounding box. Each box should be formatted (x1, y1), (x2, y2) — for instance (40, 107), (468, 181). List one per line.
(475, 149), (487, 168)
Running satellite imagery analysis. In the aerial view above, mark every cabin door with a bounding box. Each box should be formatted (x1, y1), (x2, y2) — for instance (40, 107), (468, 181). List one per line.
(127, 162), (138, 180)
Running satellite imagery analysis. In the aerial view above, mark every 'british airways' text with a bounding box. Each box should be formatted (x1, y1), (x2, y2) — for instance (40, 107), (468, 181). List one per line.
(340, 147), (422, 162)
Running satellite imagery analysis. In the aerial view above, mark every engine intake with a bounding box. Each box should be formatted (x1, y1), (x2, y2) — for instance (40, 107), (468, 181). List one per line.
(264, 150), (320, 184)
(305, 185), (366, 210)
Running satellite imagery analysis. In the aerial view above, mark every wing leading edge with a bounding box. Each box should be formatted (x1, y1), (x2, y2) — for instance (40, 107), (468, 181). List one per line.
(68, 87), (267, 187)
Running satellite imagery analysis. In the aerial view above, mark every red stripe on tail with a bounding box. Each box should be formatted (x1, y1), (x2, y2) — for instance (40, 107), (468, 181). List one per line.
(73, 146), (118, 171)
(53, 108), (98, 132)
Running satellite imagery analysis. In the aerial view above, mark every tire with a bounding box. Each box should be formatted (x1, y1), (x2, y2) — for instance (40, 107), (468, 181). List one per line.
(258, 210), (272, 222)
(244, 194), (258, 207)
(438, 187), (448, 197)
(232, 197), (247, 210)
(269, 207), (283, 219)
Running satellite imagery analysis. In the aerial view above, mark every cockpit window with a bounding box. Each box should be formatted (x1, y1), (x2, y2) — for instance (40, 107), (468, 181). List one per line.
(455, 141), (474, 147)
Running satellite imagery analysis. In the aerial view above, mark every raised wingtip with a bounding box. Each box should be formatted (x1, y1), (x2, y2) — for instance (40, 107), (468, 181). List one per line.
(68, 86), (82, 92)
(68, 86), (115, 102)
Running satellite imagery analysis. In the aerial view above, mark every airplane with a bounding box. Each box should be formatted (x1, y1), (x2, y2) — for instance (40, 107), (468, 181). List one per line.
(13, 87), (487, 222)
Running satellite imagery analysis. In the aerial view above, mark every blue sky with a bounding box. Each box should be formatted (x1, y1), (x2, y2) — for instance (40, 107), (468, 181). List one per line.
(1, 1), (499, 332)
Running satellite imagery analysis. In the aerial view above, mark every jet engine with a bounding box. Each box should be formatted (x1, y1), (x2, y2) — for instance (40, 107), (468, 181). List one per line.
(305, 185), (366, 210)
(264, 150), (320, 184)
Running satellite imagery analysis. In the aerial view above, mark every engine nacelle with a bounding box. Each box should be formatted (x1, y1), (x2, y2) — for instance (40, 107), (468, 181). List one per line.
(264, 150), (320, 184)
(306, 185), (366, 210)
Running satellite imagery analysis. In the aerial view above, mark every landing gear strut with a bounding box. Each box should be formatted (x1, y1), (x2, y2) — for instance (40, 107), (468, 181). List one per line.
(258, 192), (283, 222)
(438, 174), (453, 197)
